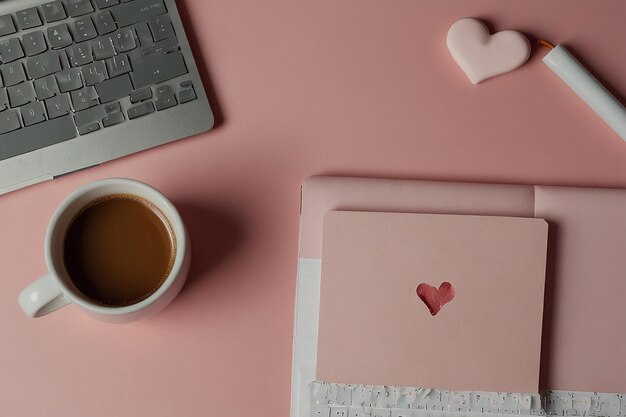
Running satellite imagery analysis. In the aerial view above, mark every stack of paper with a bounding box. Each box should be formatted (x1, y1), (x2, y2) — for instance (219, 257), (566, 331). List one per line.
(291, 176), (626, 417)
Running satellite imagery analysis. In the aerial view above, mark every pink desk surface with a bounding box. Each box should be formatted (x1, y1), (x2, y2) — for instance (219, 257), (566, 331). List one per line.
(1, 1), (626, 415)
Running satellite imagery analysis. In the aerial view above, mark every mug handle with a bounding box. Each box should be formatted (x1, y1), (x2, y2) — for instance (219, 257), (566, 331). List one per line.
(19, 274), (71, 318)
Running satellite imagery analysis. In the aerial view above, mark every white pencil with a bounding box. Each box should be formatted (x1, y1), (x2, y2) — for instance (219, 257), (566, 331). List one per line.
(540, 39), (626, 142)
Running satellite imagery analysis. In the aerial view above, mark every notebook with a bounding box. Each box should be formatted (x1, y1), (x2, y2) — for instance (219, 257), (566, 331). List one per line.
(291, 176), (626, 417)
(317, 211), (548, 393)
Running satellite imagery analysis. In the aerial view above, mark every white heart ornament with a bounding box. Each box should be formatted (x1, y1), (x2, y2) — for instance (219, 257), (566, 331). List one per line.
(447, 18), (530, 84)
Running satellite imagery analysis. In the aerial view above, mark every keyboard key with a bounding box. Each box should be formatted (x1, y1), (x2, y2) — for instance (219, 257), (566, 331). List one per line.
(95, 0), (120, 9)
(26, 51), (62, 79)
(129, 36), (178, 61)
(56, 67), (83, 92)
(111, 0), (166, 27)
(134, 22), (153, 45)
(22, 31), (48, 56)
(0, 88), (8, 110)
(16, 8), (43, 30)
(149, 15), (174, 42)
(78, 121), (100, 135)
(0, 115), (76, 161)
(94, 11), (116, 35)
(45, 93), (71, 118)
(0, 15), (16, 37)
(48, 24), (73, 49)
(7, 82), (36, 107)
(42, 1), (67, 23)
(0, 109), (21, 134)
(21, 101), (47, 126)
(102, 111), (124, 127)
(130, 87), (152, 103)
(146, 35), (178, 54)
(82, 61), (108, 86)
(62, 0), (94, 17)
(105, 101), (121, 113)
(71, 86), (99, 111)
(73, 104), (106, 126)
(73, 17), (98, 41)
(95, 73), (132, 102)
(154, 84), (176, 110)
(178, 88), (196, 104)
(2, 63), (27, 86)
(131, 51), (187, 88)
(113, 28), (136, 52)
(127, 101), (155, 119)
(0, 38), (25, 63)
(105, 53), (131, 77)
(34, 75), (60, 99)
(66, 42), (93, 66)
(91, 36), (115, 59)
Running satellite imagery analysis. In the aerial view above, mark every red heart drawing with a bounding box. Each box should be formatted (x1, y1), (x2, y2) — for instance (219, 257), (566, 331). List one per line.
(416, 282), (455, 316)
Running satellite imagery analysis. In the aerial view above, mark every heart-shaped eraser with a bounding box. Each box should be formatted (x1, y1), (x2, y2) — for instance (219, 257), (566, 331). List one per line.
(416, 281), (455, 316)
(447, 18), (530, 84)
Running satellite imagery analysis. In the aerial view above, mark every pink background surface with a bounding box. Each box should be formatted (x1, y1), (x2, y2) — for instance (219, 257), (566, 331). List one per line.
(1, 0), (626, 415)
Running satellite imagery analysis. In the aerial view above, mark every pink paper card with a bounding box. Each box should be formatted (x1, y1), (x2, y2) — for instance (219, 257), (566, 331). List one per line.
(317, 211), (548, 393)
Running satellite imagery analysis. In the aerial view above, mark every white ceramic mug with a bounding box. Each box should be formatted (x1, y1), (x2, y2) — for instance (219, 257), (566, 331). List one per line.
(18, 178), (191, 323)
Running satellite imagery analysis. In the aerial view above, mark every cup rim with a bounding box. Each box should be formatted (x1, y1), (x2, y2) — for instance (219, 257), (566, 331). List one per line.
(44, 178), (187, 315)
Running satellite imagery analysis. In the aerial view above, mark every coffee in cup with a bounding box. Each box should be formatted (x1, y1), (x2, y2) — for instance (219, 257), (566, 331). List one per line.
(63, 194), (177, 307)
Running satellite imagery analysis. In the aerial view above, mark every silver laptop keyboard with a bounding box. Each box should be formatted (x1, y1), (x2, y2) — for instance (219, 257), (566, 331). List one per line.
(0, 0), (199, 161)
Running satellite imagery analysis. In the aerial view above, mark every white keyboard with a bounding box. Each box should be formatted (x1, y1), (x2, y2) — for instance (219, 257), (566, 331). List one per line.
(310, 382), (625, 417)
